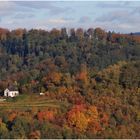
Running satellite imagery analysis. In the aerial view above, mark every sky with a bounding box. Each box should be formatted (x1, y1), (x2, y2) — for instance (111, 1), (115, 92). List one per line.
(0, 1), (140, 33)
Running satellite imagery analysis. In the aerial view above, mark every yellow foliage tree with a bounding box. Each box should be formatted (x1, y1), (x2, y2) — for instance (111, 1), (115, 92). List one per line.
(67, 111), (88, 132)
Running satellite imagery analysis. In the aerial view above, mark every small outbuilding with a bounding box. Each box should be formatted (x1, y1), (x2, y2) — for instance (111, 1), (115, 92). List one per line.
(39, 92), (45, 96)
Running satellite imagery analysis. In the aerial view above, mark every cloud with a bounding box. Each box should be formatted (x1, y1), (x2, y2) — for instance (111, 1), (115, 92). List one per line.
(0, 1), (72, 22)
(89, 21), (134, 33)
(96, 1), (133, 9)
(131, 6), (140, 15)
(14, 13), (35, 19)
(94, 9), (140, 33)
(48, 18), (72, 24)
(15, 1), (72, 15)
(0, 1), (15, 16)
(96, 10), (130, 22)
(0, 1), (33, 17)
(0, 17), (74, 30)
(15, 1), (53, 9)
(78, 16), (92, 23)
(96, 10), (140, 24)
(0, 1), (14, 10)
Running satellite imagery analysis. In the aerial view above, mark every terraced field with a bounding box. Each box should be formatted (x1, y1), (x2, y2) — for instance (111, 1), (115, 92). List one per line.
(0, 95), (70, 111)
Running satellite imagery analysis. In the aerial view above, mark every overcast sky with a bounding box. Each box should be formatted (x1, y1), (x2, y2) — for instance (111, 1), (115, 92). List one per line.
(0, 1), (140, 33)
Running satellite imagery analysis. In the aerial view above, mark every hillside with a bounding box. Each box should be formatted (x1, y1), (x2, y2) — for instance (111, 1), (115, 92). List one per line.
(0, 27), (140, 139)
(133, 32), (140, 35)
(0, 27), (139, 93)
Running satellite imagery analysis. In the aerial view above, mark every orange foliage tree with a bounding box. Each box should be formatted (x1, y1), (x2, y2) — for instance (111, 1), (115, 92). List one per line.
(43, 71), (62, 85)
(37, 110), (55, 122)
(94, 28), (107, 40)
(58, 86), (67, 94)
(8, 112), (17, 122)
(0, 28), (9, 40)
(76, 64), (89, 87)
(100, 113), (109, 127)
(29, 130), (41, 139)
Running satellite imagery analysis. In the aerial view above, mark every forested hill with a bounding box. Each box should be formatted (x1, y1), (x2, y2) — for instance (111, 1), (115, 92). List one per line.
(0, 27), (140, 138)
(132, 32), (140, 35)
(0, 27), (140, 93)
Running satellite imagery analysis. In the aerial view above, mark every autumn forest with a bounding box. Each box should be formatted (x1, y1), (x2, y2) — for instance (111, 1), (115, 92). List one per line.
(0, 27), (140, 139)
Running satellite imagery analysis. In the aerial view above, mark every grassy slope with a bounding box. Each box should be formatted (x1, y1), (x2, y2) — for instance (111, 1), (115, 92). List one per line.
(0, 94), (70, 111)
